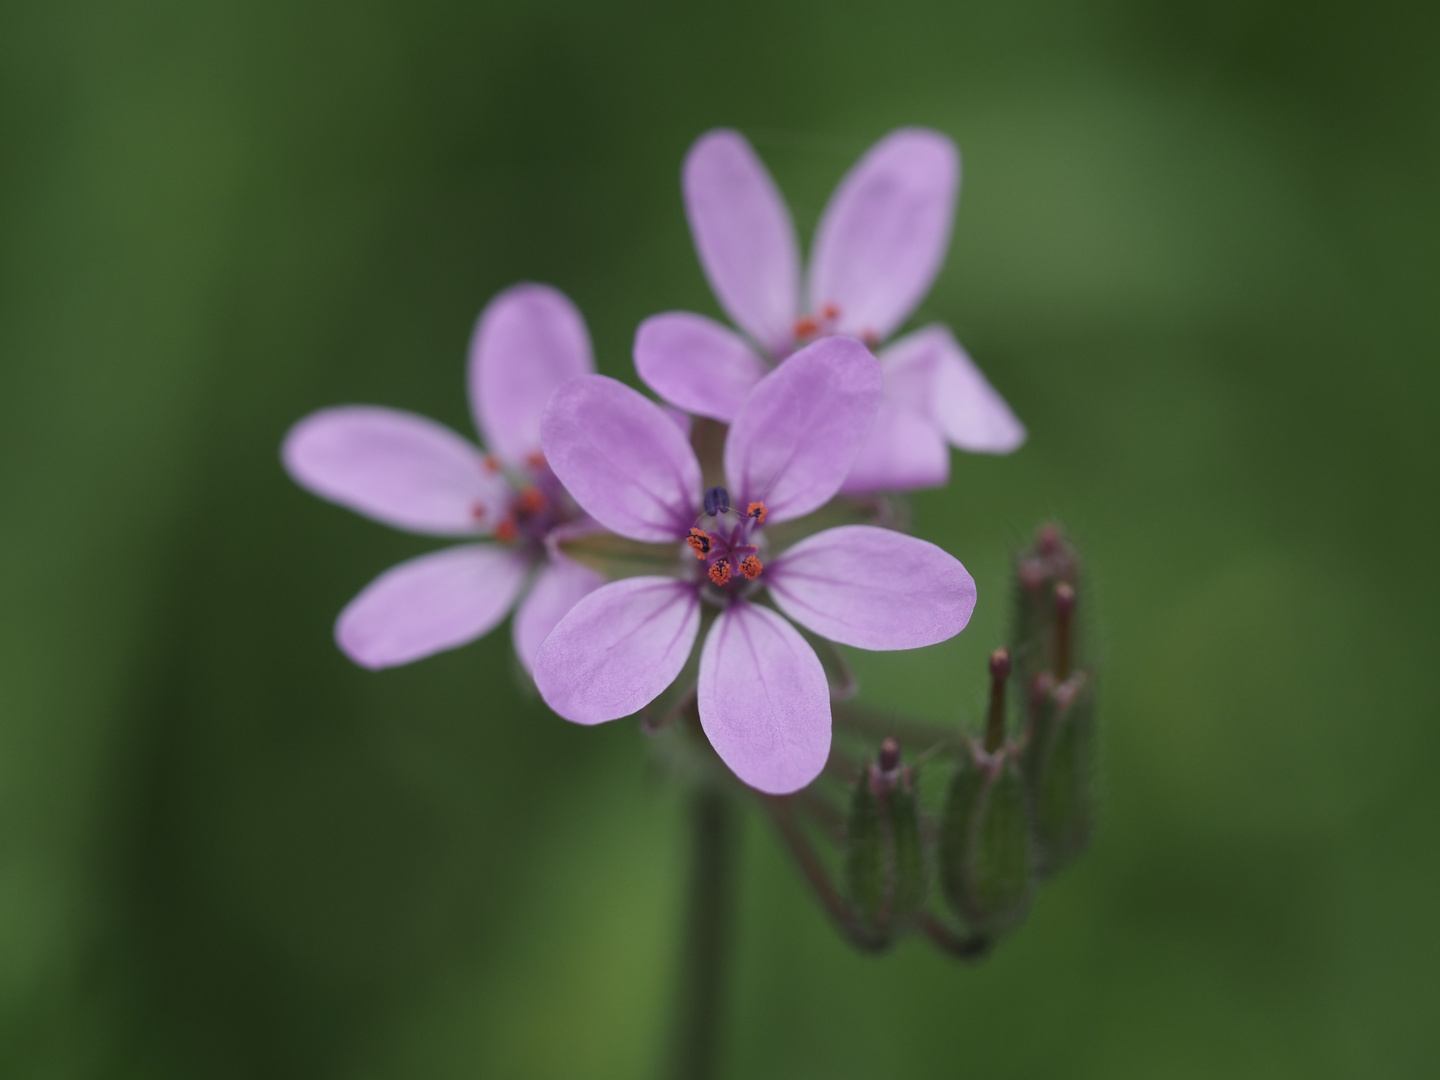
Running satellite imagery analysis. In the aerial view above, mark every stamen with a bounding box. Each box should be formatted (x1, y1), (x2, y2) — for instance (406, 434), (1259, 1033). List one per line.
(703, 486), (730, 517)
(515, 486), (546, 515)
(708, 560), (732, 586)
(482, 454), (501, 473)
(794, 315), (819, 339)
(740, 554), (763, 580)
(859, 328), (881, 348)
(821, 302), (840, 321)
(746, 501), (767, 525)
(494, 516), (518, 543)
(687, 528), (711, 559)
(470, 503), (487, 520)
(525, 450), (547, 469)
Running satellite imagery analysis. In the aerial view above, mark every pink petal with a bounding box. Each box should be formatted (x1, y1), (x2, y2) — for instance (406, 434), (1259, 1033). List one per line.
(767, 525), (977, 650)
(541, 375), (702, 543)
(534, 577), (700, 725)
(634, 311), (769, 422)
(683, 130), (800, 356)
(662, 405), (694, 439)
(509, 558), (604, 676)
(282, 406), (509, 536)
(468, 283), (594, 467)
(335, 544), (531, 669)
(510, 556), (605, 674)
(723, 336), (881, 524)
(925, 327), (1027, 454)
(697, 602), (830, 795)
(807, 129), (959, 341)
(839, 396), (949, 494)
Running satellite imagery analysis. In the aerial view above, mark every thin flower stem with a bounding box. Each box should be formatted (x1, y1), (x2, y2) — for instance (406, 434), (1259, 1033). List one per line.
(666, 787), (736, 1080)
(764, 797), (885, 953)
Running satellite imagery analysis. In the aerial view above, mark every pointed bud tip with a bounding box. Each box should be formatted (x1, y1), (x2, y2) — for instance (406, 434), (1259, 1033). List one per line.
(1054, 581), (1076, 615)
(878, 736), (901, 773)
(989, 647), (1011, 681)
(1036, 523), (1062, 554)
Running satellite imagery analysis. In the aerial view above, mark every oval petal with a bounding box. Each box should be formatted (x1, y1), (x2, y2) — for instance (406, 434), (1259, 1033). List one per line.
(541, 375), (702, 543)
(807, 129), (959, 341)
(723, 336), (881, 524)
(683, 129), (801, 356)
(534, 577), (701, 725)
(335, 544), (531, 669)
(768, 525), (977, 650)
(925, 327), (1027, 454)
(634, 311), (769, 422)
(469, 283), (595, 467)
(282, 406), (507, 536)
(698, 602), (830, 795)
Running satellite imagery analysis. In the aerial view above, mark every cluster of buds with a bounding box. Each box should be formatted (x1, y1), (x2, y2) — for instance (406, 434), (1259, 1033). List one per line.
(764, 523), (1095, 958)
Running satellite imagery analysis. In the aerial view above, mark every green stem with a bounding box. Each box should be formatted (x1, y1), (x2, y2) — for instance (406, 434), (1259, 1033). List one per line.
(666, 788), (736, 1080)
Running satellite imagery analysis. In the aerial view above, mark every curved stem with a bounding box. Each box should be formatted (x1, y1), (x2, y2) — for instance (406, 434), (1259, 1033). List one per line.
(666, 788), (736, 1080)
(764, 797), (886, 953)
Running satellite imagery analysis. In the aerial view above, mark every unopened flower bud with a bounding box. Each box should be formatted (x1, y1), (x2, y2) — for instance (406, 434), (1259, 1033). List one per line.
(845, 740), (924, 946)
(1021, 672), (1094, 877)
(1012, 523), (1080, 689)
(984, 647), (1010, 752)
(939, 741), (1034, 936)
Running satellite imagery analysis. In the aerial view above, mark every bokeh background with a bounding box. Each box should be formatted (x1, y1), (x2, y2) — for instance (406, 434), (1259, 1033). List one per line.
(3, 0), (1438, 1075)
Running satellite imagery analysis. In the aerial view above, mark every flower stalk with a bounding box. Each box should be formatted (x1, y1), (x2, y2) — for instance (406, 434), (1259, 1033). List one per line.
(666, 785), (736, 1080)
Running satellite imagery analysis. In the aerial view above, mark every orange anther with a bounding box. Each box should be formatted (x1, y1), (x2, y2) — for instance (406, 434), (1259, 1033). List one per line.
(860, 328), (881, 348)
(746, 502), (767, 525)
(495, 516), (518, 543)
(708, 561), (732, 586)
(482, 454), (501, 473)
(687, 528), (711, 559)
(821, 302), (840, 321)
(794, 316), (819, 339)
(525, 451), (547, 469)
(470, 502), (488, 520)
(740, 555), (763, 580)
(515, 486), (546, 515)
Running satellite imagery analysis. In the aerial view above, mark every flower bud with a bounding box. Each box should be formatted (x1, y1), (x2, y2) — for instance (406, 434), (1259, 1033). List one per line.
(939, 740), (1034, 936)
(1012, 523), (1080, 690)
(844, 738), (925, 946)
(1021, 671), (1094, 877)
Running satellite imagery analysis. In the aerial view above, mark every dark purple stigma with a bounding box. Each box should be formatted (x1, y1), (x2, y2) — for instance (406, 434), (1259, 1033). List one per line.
(703, 485), (731, 517)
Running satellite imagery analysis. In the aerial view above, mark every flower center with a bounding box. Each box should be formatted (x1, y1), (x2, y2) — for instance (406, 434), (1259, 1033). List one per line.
(488, 454), (578, 548)
(791, 303), (880, 350)
(686, 486), (767, 591)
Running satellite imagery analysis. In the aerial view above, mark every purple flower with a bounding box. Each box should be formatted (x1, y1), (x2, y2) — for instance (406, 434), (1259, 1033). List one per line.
(532, 337), (978, 794)
(635, 127), (1026, 494)
(282, 283), (603, 671)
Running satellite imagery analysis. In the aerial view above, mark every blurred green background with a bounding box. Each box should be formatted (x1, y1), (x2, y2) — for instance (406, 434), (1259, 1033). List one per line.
(2, 0), (1437, 1075)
